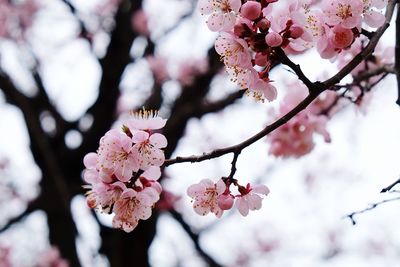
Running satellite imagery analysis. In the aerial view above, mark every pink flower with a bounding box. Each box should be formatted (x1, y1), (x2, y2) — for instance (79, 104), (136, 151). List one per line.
(187, 179), (226, 217)
(112, 187), (160, 232)
(236, 183), (270, 216)
(85, 181), (126, 212)
(97, 129), (138, 182)
(323, 0), (363, 29)
(131, 131), (167, 170)
(331, 24), (354, 49)
(198, 0), (242, 32)
(240, 1), (261, 20)
(177, 58), (209, 86)
(215, 32), (252, 69)
(126, 109), (167, 131)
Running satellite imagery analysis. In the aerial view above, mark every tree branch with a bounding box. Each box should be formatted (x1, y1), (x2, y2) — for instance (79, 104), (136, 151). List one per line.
(381, 177), (400, 193)
(345, 195), (400, 225)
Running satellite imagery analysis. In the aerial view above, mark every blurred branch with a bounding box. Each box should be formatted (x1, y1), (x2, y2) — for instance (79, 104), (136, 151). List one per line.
(345, 194), (400, 225)
(60, 0), (92, 43)
(0, 72), (80, 266)
(169, 209), (223, 267)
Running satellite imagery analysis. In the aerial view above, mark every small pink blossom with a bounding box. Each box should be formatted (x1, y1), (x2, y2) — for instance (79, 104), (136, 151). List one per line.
(131, 131), (167, 170)
(187, 179), (226, 217)
(215, 32), (252, 69)
(126, 109), (167, 131)
(112, 187), (160, 232)
(97, 129), (138, 182)
(236, 183), (270, 216)
(323, 0), (363, 29)
(198, 0), (242, 32)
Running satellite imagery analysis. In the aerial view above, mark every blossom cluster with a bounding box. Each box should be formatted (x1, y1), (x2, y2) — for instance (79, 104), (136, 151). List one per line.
(83, 110), (167, 232)
(0, 0), (39, 40)
(268, 85), (336, 157)
(198, 0), (387, 101)
(187, 178), (270, 217)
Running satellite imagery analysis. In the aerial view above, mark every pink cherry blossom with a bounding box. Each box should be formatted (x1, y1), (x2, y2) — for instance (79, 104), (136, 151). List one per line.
(198, 0), (242, 32)
(323, 0), (363, 29)
(97, 129), (138, 182)
(126, 109), (167, 131)
(85, 181), (126, 212)
(112, 187), (160, 232)
(187, 179), (226, 217)
(331, 24), (354, 49)
(215, 32), (252, 69)
(131, 131), (167, 170)
(236, 183), (270, 216)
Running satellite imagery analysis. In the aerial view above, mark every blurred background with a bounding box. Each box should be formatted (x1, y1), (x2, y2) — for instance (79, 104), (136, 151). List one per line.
(0, 0), (400, 266)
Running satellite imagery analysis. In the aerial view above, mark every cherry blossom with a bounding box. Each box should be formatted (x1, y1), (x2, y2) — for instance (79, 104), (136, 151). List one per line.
(131, 131), (167, 170)
(198, 0), (242, 32)
(112, 187), (160, 232)
(236, 183), (270, 216)
(187, 179), (226, 217)
(215, 32), (252, 69)
(126, 109), (167, 131)
(97, 129), (138, 182)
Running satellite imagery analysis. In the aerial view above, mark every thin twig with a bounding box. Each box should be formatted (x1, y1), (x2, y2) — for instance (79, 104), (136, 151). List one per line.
(345, 195), (400, 225)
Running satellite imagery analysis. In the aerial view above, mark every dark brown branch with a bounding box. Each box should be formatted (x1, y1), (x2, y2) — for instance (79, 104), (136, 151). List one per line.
(381, 177), (400, 193)
(169, 210), (223, 267)
(345, 195), (400, 225)
(60, 0), (91, 43)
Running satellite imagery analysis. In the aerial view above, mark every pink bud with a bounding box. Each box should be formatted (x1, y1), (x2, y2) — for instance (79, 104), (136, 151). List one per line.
(240, 1), (262, 20)
(217, 194), (234, 210)
(265, 32), (283, 47)
(256, 18), (271, 32)
(289, 25), (304, 39)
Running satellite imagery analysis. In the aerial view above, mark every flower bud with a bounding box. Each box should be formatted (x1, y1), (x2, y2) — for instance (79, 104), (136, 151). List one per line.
(240, 1), (262, 20)
(217, 194), (234, 210)
(265, 32), (283, 47)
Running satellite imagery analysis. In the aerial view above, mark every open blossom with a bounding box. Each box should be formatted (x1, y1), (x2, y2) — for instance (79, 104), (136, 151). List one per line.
(187, 179), (226, 217)
(112, 187), (160, 232)
(131, 131), (167, 170)
(126, 109), (167, 131)
(236, 183), (270, 216)
(97, 129), (138, 182)
(323, 0), (363, 29)
(215, 32), (252, 69)
(198, 0), (241, 32)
